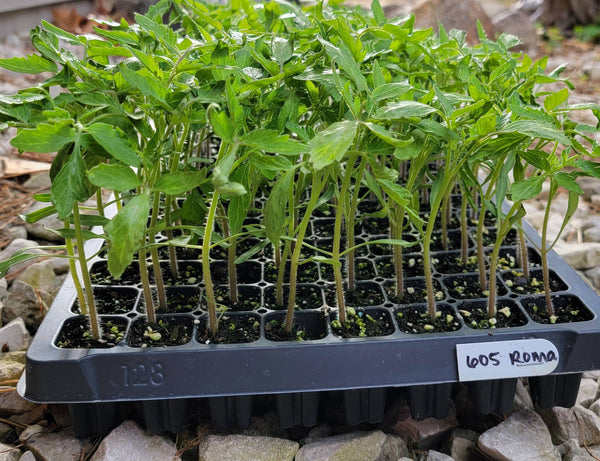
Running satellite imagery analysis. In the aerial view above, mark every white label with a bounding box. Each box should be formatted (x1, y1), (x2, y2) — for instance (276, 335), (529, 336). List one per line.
(456, 339), (559, 382)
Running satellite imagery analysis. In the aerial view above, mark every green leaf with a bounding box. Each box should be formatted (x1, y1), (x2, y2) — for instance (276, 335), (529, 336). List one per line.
(228, 165), (252, 235)
(50, 149), (90, 219)
(377, 179), (411, 206)
(11, 122), (74, 153)
(22, 205), (56, 223)
(120, 65), (166, 104)
(417, 120), (460, 140)
(241, 129), (307, 154)
(104, 193), (149, 278)
(155, 171), (207, 195)
(363, 122), (414, 147)
(272, 37), (293, 67)
(509, 175), (546, 201)
(0, 54), (57, 74)
(49, 228), (103, 240)
(249, 153), (294, 171)
(0, 249), (47, 278)
(371, 0), (386, 25)
(87, 123), (141, 167)
(208, 110), (234, 143)
(264, 170), (292, 245)
(555, 172), (583, 194)
(309, 121), (357, 171)
(373, 100), (437, 120)
(501, 120), (571, 146)
(544, 88), (569, 112)
(213, 146), (246, 196)
(320, 38), (368, 93)
(371, 82), (411, 102)
(88, 164), (141, 191)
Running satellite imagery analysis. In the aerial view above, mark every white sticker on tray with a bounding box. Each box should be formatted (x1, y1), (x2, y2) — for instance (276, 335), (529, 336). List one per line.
(456, 339), (559, 382)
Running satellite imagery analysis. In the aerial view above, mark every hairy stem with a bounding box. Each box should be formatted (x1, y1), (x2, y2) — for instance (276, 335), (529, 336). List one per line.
(204, 191), (221, 336)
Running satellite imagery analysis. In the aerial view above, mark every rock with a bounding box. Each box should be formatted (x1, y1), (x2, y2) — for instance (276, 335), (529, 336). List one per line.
(446, 428), (478, 461)
(541, 405), (600, 445)
(242, 412), (287, 439)
(19, 452), (36, 461)
(295, 430), (407, 461)
(385, 401), (458, 449)
(23, 172), (51, 190)
(579, 177), (600, 201)
(0, 389), (38, 416)
(0, 422), (17, 444)
(20, 426), (81, 461)
(492, 9), (538, 54)
(91, 420), (180, 461)
(23, 202), (64, 243)
(9, 405), (45, 430)
(0, 356), (25, 383)
(50, 258), (70, 276)
(584, 266), (600, 290)
(555, 243), (600, 270)
(7, 227), (27, 240)
(584, 226), (600, 242)
(577, 378), (599, 408)
(15, 261), (56, 296)
(199, 434), (297, 461)
(478, 409), (559, 461)
(513, 379), (534, 411)
(561, 438), (600, 460)
(4, 282), (49, 333)
(584, 370), (600, 380)
(425, 450), (453, 461)
(300, 423), (332, 446)
(0, 239), (45, 275)
(0, 318), (32, 353)
(0, 279), (6, 303)
(0, 442), (21, 461)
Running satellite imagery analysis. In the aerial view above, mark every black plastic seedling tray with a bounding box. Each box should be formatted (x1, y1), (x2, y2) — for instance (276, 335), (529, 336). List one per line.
(17, 205), (600, 436)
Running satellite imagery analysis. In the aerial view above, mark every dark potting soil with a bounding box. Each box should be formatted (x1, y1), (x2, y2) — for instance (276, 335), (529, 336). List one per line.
(158, 263), (203, 286)
(523, 296), (593, 324)
(72, 287), (138, 315)
(395, 307), (461, 334)
(325, 283), (385, 307)
(197, 315), (260, 344)
(480, 228), (519, 247)
(264, 318), (326, 342)
(128, 318), (192, 347)
(446, 276), (507, 300)
(90, 261), (141, 286)
(503, 270), (567, 295)
(55, 317), (127, 348)
(138, 289), (200, 314)
(331, 308), (394, 338)
(263, 284), (324, 310)
(384, 279), (444, 305)
(433, 254), (479, 275)
(360, 217), (390, 235)
(313, 219), (335, 237)
(213, 286), (262, 311)
(459, 305), (527, 329)
(430, 230), (464, 252)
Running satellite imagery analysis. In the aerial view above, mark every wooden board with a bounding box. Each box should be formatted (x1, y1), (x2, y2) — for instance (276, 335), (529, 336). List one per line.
(0, 157), (50, 178)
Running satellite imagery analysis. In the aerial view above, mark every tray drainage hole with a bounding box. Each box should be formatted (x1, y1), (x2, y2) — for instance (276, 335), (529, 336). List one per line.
(509, 293), (519, 299)
(446, 298), (457, 304)
(375, 277), (385, 283)
(257, 308), (268, 314)
(257, 282), (268, 287)
(193, 309), (203, 315)
(384, 302), (394, 308)
(316, 280), (327, 286)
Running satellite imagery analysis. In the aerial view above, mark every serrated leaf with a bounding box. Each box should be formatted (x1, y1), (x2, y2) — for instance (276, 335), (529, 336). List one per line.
(87, 123), (141, 167)
(264, 170), (293, 246)
(0, 54), (57, 74)
(241, 129), (307, 154)
(555, 172), (582, 194)
(371, 0), (386, 25)
(208, 110), (234, 143)
(155, 171), (207, 195)
(88, 164), (141, 191)
(11, 122), (74, 153)
(272, 37), (293, 67)
(50, 150), (90, 219)
(363, 122), (414, 147)
(370, 82), (411, 102)
(319, 38), (368, 94)
(509, 175), (546, 201)
(120, 65), (166, 104)
(544, 88), (569, 112)
(104, 193), (149, 278)
(309, 121), (357, 171)
(373, 100), (437, 120)
(417, 119), (460, 139)
(501, 120), (571, 146)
